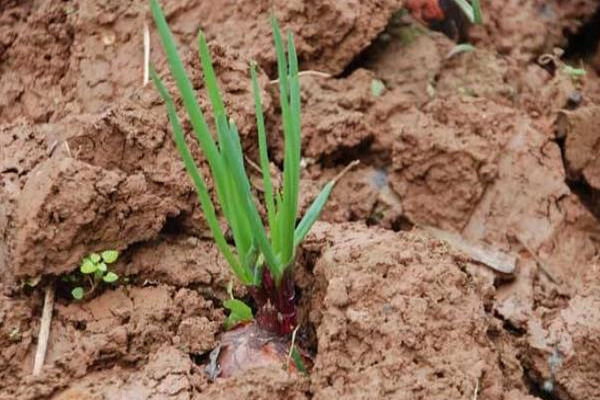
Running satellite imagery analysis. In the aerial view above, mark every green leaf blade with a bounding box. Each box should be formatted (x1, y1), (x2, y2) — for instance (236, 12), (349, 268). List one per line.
(251, 63), (276, 239)
(197, 32), (226, 118)
(452, 0), (475, 23)
(150, 67), (252, 285)
(294, 181), (334, 248)
(291, 346), (308, 375)
(472, 0), (483, 24)
(221, 119), (281, 281)
(223, 298), (253, 330)
(286, 31), (302, 262)
(271, 18), (298, 270)
(149, 0), (223, 190)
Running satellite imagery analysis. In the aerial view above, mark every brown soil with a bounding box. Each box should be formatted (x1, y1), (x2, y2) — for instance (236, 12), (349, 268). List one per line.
(2, 0), (600, 399)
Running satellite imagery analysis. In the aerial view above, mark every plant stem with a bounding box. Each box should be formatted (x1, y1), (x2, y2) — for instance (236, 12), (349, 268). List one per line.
(251, 268), (297, 335)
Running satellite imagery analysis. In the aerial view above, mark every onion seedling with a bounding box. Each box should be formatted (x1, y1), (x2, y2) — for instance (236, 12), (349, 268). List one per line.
(149, 0), (346, 335)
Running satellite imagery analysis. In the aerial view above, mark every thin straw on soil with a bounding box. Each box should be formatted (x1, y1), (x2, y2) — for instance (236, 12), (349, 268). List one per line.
(144, 20), (150, 86)
(33, 284), (55, 376)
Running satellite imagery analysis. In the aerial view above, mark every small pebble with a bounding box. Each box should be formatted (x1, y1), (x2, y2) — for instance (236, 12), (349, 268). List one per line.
(542, 380), (554, 393)
(566, 91), (583, 109)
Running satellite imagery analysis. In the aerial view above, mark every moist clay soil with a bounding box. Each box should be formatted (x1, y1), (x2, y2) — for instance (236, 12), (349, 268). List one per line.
(2, 1), (600, 399)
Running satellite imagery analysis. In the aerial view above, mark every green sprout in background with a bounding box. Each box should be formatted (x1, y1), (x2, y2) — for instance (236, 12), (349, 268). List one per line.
(453, 0), (483, 24)
(447, 43), (476, 59)
(563, 64), (587, 82)
(150, 0), (349, 335)
(538, 48), (587, 84)
(371, 79), (386, 97)
(64, 250), (120, 300)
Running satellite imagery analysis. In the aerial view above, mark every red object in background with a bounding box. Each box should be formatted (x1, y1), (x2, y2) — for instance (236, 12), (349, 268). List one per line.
(405, 0), (446, 23)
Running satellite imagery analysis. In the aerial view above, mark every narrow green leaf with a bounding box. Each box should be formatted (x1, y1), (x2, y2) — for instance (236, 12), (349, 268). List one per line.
(294, 181), (334, 248)
(151, 0), (255, 284)
(150, 67), (252, 284)
(271, 17), (290, 104)
(242, 244), (258, 273)
(272, 18), (297, 269)
(273, 191), (283, 253)
(452, 0), (475, 23)
(287, 31), (302, 263)
(101, 250), (119, 264)
(287, 31), (302, 158)
(197, 32), (226, 119)
(472, 0), (483, 24)
(215, 115), (253, 260)
(223, 298), (253, 330)
(291, 346), (308, 375)
(103, 272), (119, 283)
(149, 0), (223, 192)
(221, 120), (281, 281)
(197, 31), (255, 264)
(563, 65), (586, 77)
(80, 258), (97, 274)
(222, 168), (253, 260)
(447, 43), (475, 59)
(71, 287), (84, 300)
(251, 63), (276, 237)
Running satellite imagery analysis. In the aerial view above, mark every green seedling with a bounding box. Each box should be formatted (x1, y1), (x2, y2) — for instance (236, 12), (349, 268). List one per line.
(371, 79), (386, 97)
(285, 326), (307, 375)
(539, 49), (587, 84)
(563, 65), (586, 81)
(447, 43), (475, 59)
(150, 0), (348, 335)
(66, 250), (120, 300)
(291, 346), (307, 374)
(453, 0), (483, 24)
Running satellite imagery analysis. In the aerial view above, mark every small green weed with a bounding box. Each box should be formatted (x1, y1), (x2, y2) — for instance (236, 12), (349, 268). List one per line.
(63, 250), (120, 300)
(286, 326), (308, 375)
(371, 79), (386, 97)
(453, 0), (483, 24)
(563, 65), (586, 81)
(539, 48), (587, 83)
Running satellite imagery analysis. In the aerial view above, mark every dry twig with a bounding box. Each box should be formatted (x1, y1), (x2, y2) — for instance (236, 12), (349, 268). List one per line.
(33, 283), (55, 376)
